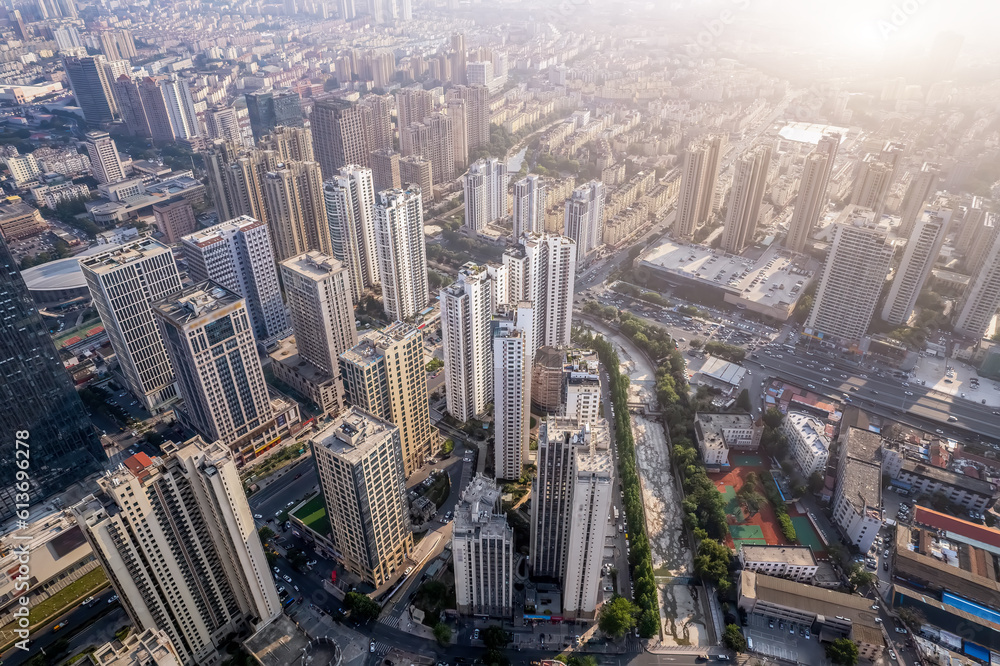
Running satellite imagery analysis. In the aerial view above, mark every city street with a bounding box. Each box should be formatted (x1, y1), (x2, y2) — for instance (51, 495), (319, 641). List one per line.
(748, 347), (1000, 443)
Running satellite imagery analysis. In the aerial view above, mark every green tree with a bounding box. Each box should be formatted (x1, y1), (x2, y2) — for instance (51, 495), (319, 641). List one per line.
(598, 596), (639, 638)
(848, 564), (875, 590)
(481, 625), (509, 650)
(344, 591), (380, 622)
(433, 623), (452, 645)
(257, 526), (275, 543)
(762, 407), (784, 429)
(825, 637), (859, 666)
(566, 657), (599, 666)
(896, 607), (925, 631)
(482, 649), (510, 666)
(735, 388), (751, 411)
(722, 623), (747, 653)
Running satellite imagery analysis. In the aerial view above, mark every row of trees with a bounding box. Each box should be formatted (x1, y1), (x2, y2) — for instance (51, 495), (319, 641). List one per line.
(575, 328), (660, 638)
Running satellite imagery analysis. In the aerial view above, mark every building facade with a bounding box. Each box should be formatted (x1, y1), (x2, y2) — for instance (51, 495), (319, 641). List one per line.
(324, 165), (380, 302)
(453, 475), (514, 618)
(441, 263), (493, 422)
(374, 187), (428, 321)
(492, 303), (533, 481)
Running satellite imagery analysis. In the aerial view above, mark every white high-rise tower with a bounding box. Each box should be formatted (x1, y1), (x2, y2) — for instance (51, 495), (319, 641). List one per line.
(375, 187), (429, 321)
(324, 165), (380, 302)
(441, 263), (493, 422)
(493, 303), (533, 481)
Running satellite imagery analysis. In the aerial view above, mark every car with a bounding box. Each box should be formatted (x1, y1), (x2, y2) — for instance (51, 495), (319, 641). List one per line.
(884, 560), (889, 570)
(871, 390), (879, 395)
(273, 567), (280, 573)
(285, 501), (294, 508)
(405, 566), (413, 575)
(473, 629), (480, 640)
(370, 641), (376, 653)
(947, 415), (958, 422)
(274, 511), (282, 517)
(895, 627), (908, 634)
(604, 585), (614, 591)
(53, 622), (67, 631)
(307, 560), (317, 566)
(889, 650), (897, 660)
(871, 604), (879, 610)
(293, 585), (299, 591)
(768, 620), (774, 628)
(253, 513), (263, 519)
(936, 429), (944, 434)
(904, 391), (913, 396)
(804, 629), (810, 640)
(884, 549), (890, 557)
(875, 618), (883, 623)
(283, 575), (292, 583)
(807, 384), (816, 389)
(107, 595), (119, 604)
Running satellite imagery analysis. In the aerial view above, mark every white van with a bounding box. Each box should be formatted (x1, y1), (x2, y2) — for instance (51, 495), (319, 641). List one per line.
(747, 637), (754, 651)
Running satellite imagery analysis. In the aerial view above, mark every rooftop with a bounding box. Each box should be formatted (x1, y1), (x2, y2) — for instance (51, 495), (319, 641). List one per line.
(311, 407), (397, 464)
(741, 571), (883, 645)
(153, 281), (242, 326)
(280, 250), (344, 280)
(894, 525), (1000, 608)
(913, 506), (1000, 551)
(784, 411), (831, 456)
(21, 244), (107, 292)
(79, 237), (172, 273)
(639, 241), (813, 311)
(899, 459), (996, 496)
(740, 544), (818, 567)
(696, 412), (755, 451)
(181, 214), (265, 247)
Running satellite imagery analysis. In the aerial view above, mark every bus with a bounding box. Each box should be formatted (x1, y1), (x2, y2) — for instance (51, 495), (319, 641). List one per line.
(283, 597), (296, 607)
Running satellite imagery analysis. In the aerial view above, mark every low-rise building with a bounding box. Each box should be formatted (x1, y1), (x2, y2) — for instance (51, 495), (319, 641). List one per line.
(738, 571), (885, 661)
(0, 199), (47, 239)
(882, 448), (997, 512)
(694, 413), (762, 468)
(88, 628), (182, 666)
(268, 337), (342, 416)
(782, 411), (831, 478)
(738, 545), (819, 584)
(832, 415), (883, 554)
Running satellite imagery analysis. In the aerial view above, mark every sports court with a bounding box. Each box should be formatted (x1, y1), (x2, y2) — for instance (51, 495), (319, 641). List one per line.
(790, 516), (826, 556)
(732, 454), (765, 467)
(730, 523), (767, 550)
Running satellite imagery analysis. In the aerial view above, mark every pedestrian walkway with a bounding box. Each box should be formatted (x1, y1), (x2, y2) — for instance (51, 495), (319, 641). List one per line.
(370, 640), (392, 656)
(378, 612), (402, 629)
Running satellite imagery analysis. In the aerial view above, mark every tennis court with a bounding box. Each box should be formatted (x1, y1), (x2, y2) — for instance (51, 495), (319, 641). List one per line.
(719, 485), (745, 522)
(730, 524), (767, 550)
(732, 454), (765, 467)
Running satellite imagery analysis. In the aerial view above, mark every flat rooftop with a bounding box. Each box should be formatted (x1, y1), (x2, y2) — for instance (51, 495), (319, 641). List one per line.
(280, 250), (344, 281)
(21, 244), (106, 292)
(639, 240), (813, 311)
(79, 237), (172, 273)
(153, 281), (242, 326)
(740, 545), (817, 567)
(311, 407), (397, 464)
(777, 122), (848, 145)
(697, 413), (754, 451)
(785, 411), (831, 457)
(181, 214), (265, 247)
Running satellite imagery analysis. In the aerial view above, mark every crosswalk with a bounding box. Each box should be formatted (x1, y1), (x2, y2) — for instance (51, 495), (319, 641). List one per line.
(370, 641), (392, 656)
(378, 613), (402, 629)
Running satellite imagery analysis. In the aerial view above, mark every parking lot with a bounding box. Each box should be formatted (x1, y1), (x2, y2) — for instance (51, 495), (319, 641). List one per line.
(745, 613), (830, 665)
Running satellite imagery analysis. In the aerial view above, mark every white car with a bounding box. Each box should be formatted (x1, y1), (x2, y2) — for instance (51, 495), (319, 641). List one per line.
(283, 575), (292, 583)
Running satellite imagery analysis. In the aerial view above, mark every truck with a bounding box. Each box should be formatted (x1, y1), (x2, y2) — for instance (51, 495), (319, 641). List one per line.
(613, 507), (619, 521)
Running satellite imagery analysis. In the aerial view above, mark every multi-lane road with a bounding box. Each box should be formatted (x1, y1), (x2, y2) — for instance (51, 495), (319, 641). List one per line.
(749, 347), (1000, 443)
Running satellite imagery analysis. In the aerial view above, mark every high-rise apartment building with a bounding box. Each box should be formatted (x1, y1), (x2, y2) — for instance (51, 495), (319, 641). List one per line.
(785, 134), (840, 253)
(137, 76), (177, 143)
(360, 94), (394, 152)
(463, 158), (508, 233)
(447, 98), (469, 171)
(531, 417), (613, 618)
(720, 145), (772, 254)
(158, 75), (200, 141)
(280, 251), (358, 378)
(374, 187), (429, 321)
(493, 303), (533, 481)
(674, 135), (726, 238)
(503, 233), (576, 354)
(262, 160), (332, 261)
(881, 209), (949, 326)
(370, 148), (402, 192)
(312, 98), (372, 177)
(395, 88), (434, 156)
(312, 408), (414, 587)
(512, 174), (546, 238)
(204, 106), (242, 145)
(245, 90), (303, 141)
(806, 208), (894, 342)
(152, 283), (276, 461)
(85, 130), (126, 184)
(441, 263), (494, 422)
(451, 33), (468, 85)
(399, 155), (433, 195)
(201, 142), (278, 226)
(324, 165), (380, 302)
(152, 198), (197, 244)
(98, 29), (135, 60)
(453, 475), (514, 617)
(450, 85), (488, 150)
(402, 112), (455, 184)
(258, 125), (315, 163)
(898, 163), (940, 239)
(340, 322), (433, 477)
(955, 197), (989, 258)
(63, 55), (117, 124)
(81, 239), (181, 411)
(850, 158), (895, 220)
(954, 224), (1000, 340)
(112, 75), (151, 137)
(72, 439), (281, 666)
(181, 216), (290, 344)
(0, 234), (104, 520)
(564, 181), (605, 263)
